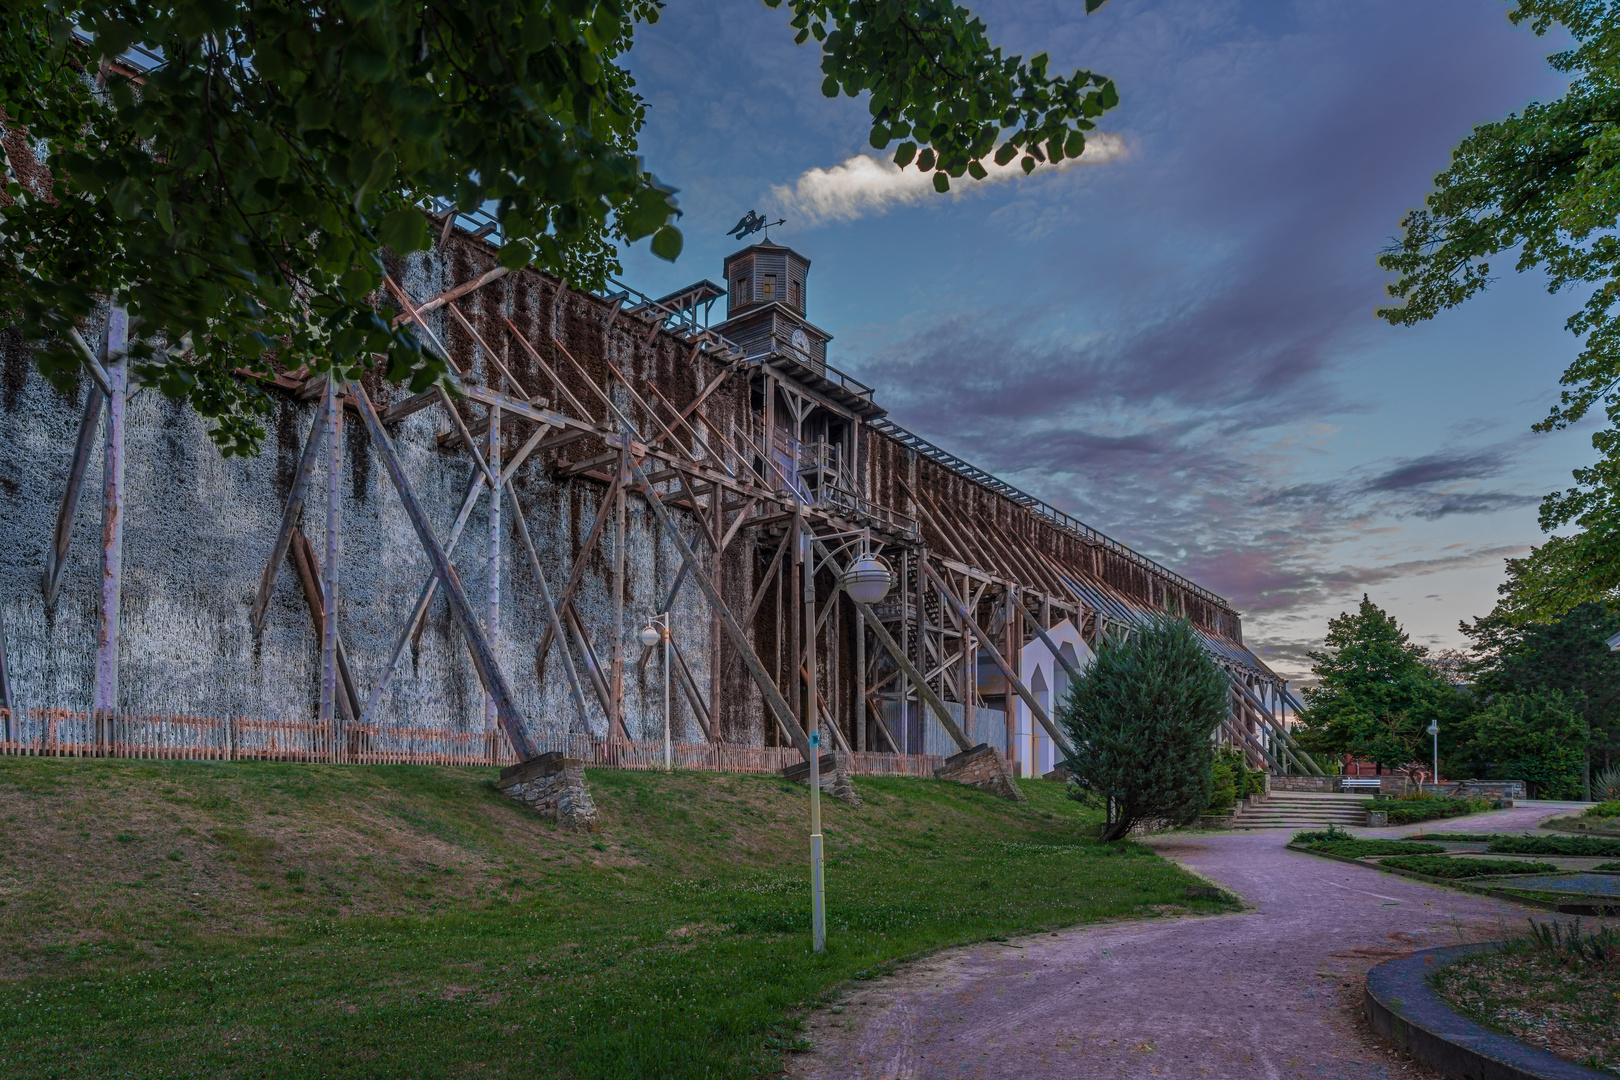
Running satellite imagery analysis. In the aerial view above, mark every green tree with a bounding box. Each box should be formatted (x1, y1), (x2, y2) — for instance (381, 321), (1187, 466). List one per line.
(1058, 615), (1230, 841)
(1377, 0), (1620, 620)
(1447, 690), (1589, 799)
(1295, 596), (1455, 773)
(1459, 600), (1620, 789)
(0, 0), (1119, 454)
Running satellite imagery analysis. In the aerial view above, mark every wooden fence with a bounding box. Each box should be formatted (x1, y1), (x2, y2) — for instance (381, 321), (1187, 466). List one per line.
(0, 709), (946, 778)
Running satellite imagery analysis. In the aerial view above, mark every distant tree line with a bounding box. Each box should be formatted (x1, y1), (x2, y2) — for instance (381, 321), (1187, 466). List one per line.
(1293, 595), (1620, 800)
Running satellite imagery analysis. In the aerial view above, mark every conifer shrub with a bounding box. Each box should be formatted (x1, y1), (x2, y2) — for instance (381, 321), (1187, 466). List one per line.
(1060, 616), (1230, 842)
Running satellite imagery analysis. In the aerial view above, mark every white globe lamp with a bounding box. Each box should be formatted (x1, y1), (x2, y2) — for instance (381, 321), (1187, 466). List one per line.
(841, 553), (892, 605)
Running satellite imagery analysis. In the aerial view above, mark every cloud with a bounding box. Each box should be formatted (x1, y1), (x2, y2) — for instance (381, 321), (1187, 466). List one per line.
(1364, 452), (1507, 491)
(771, 133), (1127, 225)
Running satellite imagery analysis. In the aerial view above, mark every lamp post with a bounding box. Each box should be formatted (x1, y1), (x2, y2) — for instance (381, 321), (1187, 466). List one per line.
(800, 532), (893, 954)
(1427, 720), (1440, 788)
(640, 614), (671, 771)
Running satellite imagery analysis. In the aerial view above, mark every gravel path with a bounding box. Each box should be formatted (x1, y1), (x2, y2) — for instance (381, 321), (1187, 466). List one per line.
(785, 804), (1582, 1080)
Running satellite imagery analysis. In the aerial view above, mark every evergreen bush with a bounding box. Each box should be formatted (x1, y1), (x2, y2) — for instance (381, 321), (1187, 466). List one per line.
(1060, 616), (1230, 841)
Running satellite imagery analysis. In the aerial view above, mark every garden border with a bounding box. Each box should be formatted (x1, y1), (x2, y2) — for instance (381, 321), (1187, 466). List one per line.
(1364, 944), (1610, 1080)
(1285, 843), (1620, 915)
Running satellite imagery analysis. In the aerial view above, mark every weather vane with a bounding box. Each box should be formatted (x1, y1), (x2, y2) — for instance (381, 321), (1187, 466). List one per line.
(726, 210), (786, 241)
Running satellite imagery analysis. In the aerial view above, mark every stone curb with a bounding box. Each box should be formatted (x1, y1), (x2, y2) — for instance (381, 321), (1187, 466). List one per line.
(1364, 944), (1610, 1080)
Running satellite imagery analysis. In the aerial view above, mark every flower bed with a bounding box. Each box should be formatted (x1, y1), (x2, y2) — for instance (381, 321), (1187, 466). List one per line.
(1289, 826), (1445, 858)
(1430, 921), (1619, 1075)
(1587, 801), (1620, 819)
(1365, 794), (1498, 824)
(1487, 834), (1620, 858)
(1379, 855), (1559, 878)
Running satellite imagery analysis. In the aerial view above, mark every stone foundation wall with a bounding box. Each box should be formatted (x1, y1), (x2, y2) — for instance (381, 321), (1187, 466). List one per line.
(934, 744), (1024, 802)
(494, 752), (601, 831)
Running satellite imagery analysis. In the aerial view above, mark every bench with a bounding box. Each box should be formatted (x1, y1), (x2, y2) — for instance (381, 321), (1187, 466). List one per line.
(1341, 778), (1382, 791)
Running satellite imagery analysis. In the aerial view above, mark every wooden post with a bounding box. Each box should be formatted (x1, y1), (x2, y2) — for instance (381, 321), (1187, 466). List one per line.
(899, 549), (910, 754)
(918, 556), (1078, 759)
(318, 380), (342, 761)
(502, 476), (591, 730)
(93, 308), (128, 726)
(0, 601), (13, 729)
(43, 384), (105, 607)
(349, 382), (539, 761)
(630, 462), (811, 761)
(855, 602), (865, 752)
(486, 400), (501, 762)
(612, 447), (628, 739)
(789, 511), (803, 728)
(803, 525), (817, 754)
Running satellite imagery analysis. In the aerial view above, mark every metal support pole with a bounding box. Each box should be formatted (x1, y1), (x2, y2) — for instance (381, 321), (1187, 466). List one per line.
(663, 617), (672, 771)
(93, 308), (128, 729)
(318, 380), (342, 761)
(808, 729), (825, 953)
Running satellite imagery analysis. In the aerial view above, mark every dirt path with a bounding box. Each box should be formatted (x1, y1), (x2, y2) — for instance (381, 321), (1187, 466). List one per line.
(784, 807), (1574, 1080)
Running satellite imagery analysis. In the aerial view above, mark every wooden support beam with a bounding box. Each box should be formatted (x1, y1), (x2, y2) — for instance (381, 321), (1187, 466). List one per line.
(502, 318), (596, 422)
(93, 309), (128, 719)
(0, 601), (13, 725)
(533, 469), (623, 679)
(669, 637), (714, 741)
(43, 384), (105, 607)
(390, 265), (509, 327)
(290, 527), (364, 726)
(317, 381), (343, 755)
(632, 461), (811, 760)
(921, 558), (1075, 760)
(380, 389), (439, 425)
(350, 381), (539, 761)
(363, 466), (487, 722)
(502, 476), (591, 731)
(848, 592), (973, 754)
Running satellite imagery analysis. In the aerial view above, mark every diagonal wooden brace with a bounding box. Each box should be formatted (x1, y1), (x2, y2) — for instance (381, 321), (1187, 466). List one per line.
(251, 406), (329, 633)
(921, 558), (1076, 760)
(349, 381), (539, 761)
(631, 461), (811, 761)
(43, 384), (106, 607)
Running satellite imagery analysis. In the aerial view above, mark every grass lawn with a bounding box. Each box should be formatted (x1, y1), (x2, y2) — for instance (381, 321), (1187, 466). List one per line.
(0, 758), (1229, 1078)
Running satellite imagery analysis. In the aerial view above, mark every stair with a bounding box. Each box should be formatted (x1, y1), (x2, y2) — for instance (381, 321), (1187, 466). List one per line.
(1228, 791), (1369, 831)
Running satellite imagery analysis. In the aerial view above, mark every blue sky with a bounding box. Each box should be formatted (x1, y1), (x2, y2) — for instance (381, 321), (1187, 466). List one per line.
(615, 0), (1597, 682)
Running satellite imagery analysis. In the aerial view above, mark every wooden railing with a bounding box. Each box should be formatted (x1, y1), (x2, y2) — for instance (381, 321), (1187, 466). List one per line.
(0, 709), (944, 777)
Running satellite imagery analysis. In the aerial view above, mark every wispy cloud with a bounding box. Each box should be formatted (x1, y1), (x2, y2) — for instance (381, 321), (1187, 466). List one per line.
(771, 133), (1127, 225)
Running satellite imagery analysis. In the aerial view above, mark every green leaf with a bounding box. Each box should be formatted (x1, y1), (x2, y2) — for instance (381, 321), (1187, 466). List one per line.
(893, 141), (917, 168)
(917, 147), (936, 172)
(378, 208), (429, 253)
(869, 124), (889, 149)
(932, 171), (949, 193)
(498, 239), (534, 271)
(967, 160), (987, 180)
(1064, 130), (1086, 158)
(821, 75), (839, 97)
(650, 225), (683, 262)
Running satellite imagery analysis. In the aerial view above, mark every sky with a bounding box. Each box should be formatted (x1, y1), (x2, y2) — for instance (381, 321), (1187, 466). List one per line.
(613, 0), (1598, 684)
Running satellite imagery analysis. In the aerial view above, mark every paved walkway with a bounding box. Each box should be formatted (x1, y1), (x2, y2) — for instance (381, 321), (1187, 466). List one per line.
(785, 804), (1584, 1080)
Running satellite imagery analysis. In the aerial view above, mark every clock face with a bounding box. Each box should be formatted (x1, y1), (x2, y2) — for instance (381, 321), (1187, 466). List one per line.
(791, 327), (810, 352)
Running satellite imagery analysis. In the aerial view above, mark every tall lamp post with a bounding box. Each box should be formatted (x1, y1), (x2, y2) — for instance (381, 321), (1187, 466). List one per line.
(1427, 720), (1440, 788)
(640, 613), (671, 771)
(801, 533), (893, 954)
